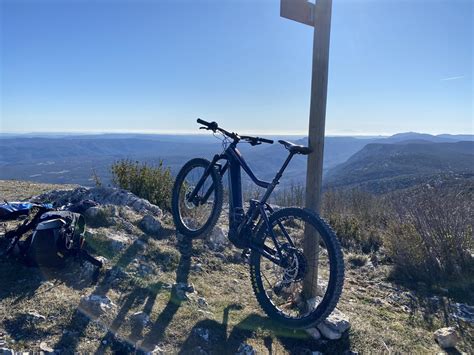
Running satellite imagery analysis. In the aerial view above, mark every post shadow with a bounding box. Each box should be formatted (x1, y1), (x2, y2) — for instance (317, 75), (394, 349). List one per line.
(53, 238), (145, 352)
(137, 236), (192, 352)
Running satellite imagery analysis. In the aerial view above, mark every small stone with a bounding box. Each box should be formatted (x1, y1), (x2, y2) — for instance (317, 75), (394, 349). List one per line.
(80, 294), (116, 315)
(434, 327), (458, 349)
(139, 215), (162, 235)
(197, 297), (209, 309)
(40, 342), (54, 352)
(104, 232), (131, 251)
(148, 345), (165, 354)
(324, 311), (350, 333)
(192, 263), (203, 272)
(207, 226), (228, 251)
(27, 311), (46, 321)
(173, 282), (195, 301)
(131, 311), (150, 326)
(102, 340), (107, 345)
(193, 328), (209, 342)
(317, 322), (342, 340)
(84, 206), (102, 219)
(236, 343), (256, 355)
(305, 327), (321, 340)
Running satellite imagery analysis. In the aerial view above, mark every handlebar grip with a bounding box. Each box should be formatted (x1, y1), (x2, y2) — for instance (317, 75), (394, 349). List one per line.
(197, 118), (210, 126)
(259, 137), (274, 144)
(197, 118), (218, 131)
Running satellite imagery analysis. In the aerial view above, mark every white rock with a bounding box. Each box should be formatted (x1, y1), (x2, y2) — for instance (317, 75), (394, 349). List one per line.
(85, 206), (102, 219)
(194, 328), (209, 342)
(317, 322), (342, 340)
(208, 226), (228, 250)
(80, 294), (116, 315)
(197, 297), (209, 309)
(236, 343), (256, 355)
(139, 215), (162, 235)
(27, 311), (46, 322)
(305, 327), (321, 340)
(106, 232), (131, 251)
(434, 327), (458, 349)
(39, 342), (54, 353)
(324, 311), (351, 333)
(131, 311), (150, 326)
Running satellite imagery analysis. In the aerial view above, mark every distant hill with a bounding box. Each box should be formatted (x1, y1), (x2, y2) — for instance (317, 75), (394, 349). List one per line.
(325, 141), (474, 193)
(0, 132), (472, 187)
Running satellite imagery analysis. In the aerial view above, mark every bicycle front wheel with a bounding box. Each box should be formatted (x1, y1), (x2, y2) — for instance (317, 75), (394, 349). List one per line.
(249, 207), (344, 328)
(171, 158), (223, 238)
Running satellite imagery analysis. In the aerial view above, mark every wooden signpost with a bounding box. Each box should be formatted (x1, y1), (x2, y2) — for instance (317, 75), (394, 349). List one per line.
(280, 0), (333, 299)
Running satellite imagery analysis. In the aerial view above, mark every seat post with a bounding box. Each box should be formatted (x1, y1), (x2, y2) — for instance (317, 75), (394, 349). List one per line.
(260, 152), (295, 203)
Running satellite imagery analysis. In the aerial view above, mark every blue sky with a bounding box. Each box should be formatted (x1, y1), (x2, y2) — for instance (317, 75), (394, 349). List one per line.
(1, 0), (472, 135)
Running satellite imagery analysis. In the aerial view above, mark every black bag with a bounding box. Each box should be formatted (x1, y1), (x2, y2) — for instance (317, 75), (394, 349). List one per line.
(26, 211), (85, 267)
(3, 208), (103, 268)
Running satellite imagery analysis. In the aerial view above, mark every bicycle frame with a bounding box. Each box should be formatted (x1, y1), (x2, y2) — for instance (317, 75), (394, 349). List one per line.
(187, 141), (296, 264)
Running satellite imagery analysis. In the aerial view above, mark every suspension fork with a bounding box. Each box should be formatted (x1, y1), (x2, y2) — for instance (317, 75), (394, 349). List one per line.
(187, 154), (222, 204)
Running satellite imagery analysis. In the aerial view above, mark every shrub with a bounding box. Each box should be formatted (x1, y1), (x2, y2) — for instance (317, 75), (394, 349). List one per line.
(272, 182), (305, 207)
(111, 159), (173, 210)
(385, 186), (474, 285)
(322, 188), (387, 253)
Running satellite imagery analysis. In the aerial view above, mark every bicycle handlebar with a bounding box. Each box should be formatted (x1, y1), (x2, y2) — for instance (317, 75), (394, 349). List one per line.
(196, 118), (273, 145)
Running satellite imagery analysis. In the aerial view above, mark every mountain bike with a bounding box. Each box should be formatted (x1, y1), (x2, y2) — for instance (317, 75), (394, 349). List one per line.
(171, 119), (344, 328)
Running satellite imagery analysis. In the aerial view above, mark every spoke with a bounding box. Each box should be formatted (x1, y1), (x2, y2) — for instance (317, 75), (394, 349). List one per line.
(261, 269), (274, 290)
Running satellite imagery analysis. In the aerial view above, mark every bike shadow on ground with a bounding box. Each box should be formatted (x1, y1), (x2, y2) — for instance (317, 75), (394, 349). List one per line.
(179, 309), (353, 354)
(53, 237), (149, 352)
(133, 235), (192, 352)
(53, 229), (192, 354)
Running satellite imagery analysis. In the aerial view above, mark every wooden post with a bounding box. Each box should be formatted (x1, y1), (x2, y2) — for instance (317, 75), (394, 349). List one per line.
(280, 0), (333, 299)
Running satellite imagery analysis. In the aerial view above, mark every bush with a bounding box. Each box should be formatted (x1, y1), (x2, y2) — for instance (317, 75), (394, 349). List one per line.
(272, 182), (305, 207)
(385, 186), (474, 285)
(111, 159), (173, 210)
(322, 188), (387, 253)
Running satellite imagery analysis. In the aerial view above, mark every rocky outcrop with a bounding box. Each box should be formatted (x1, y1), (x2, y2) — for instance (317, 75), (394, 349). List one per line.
(34, 186), (162, 217)
(306, 309), (351, 341)
(434, 327), (459, 349)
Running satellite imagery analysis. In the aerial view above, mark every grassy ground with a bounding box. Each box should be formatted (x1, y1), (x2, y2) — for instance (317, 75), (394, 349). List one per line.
(0, 180), (472, 354)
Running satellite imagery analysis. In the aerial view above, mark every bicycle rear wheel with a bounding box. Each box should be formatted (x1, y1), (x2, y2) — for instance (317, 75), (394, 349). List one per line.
(171, 158), (223, 238)
(249, 207), (344, 328)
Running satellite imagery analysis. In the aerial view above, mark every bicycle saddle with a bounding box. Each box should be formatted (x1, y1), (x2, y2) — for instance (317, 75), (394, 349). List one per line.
(278, 140), (312, 155)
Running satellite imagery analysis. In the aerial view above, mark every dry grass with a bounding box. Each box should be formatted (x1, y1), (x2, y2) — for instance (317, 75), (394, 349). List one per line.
(0, 180), (473, 353)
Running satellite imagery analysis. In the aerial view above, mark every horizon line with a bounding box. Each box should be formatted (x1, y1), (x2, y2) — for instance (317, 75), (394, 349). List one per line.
(0, 129), (473, 137)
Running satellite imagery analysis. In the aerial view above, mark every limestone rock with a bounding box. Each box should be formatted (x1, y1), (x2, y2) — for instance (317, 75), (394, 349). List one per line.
(39, 342), (54, 353)
(207, 225), (228, 251)
(197, 297), (209, 309)
(131, 311), (150, 326)
(236, 343), (256, 355)
(305, 327), (321, 340)
(193, 328), (209, 342)
(317, 322), (342, 340)
(173, 282), (195, 301)
(80, 294), (116, 315)
(27, 311), (46, 322)
(139, 215), (162, 235)
(34, 186), (162, 217)
(324, 311), (351, 333)
(434, 327), (458, 349)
